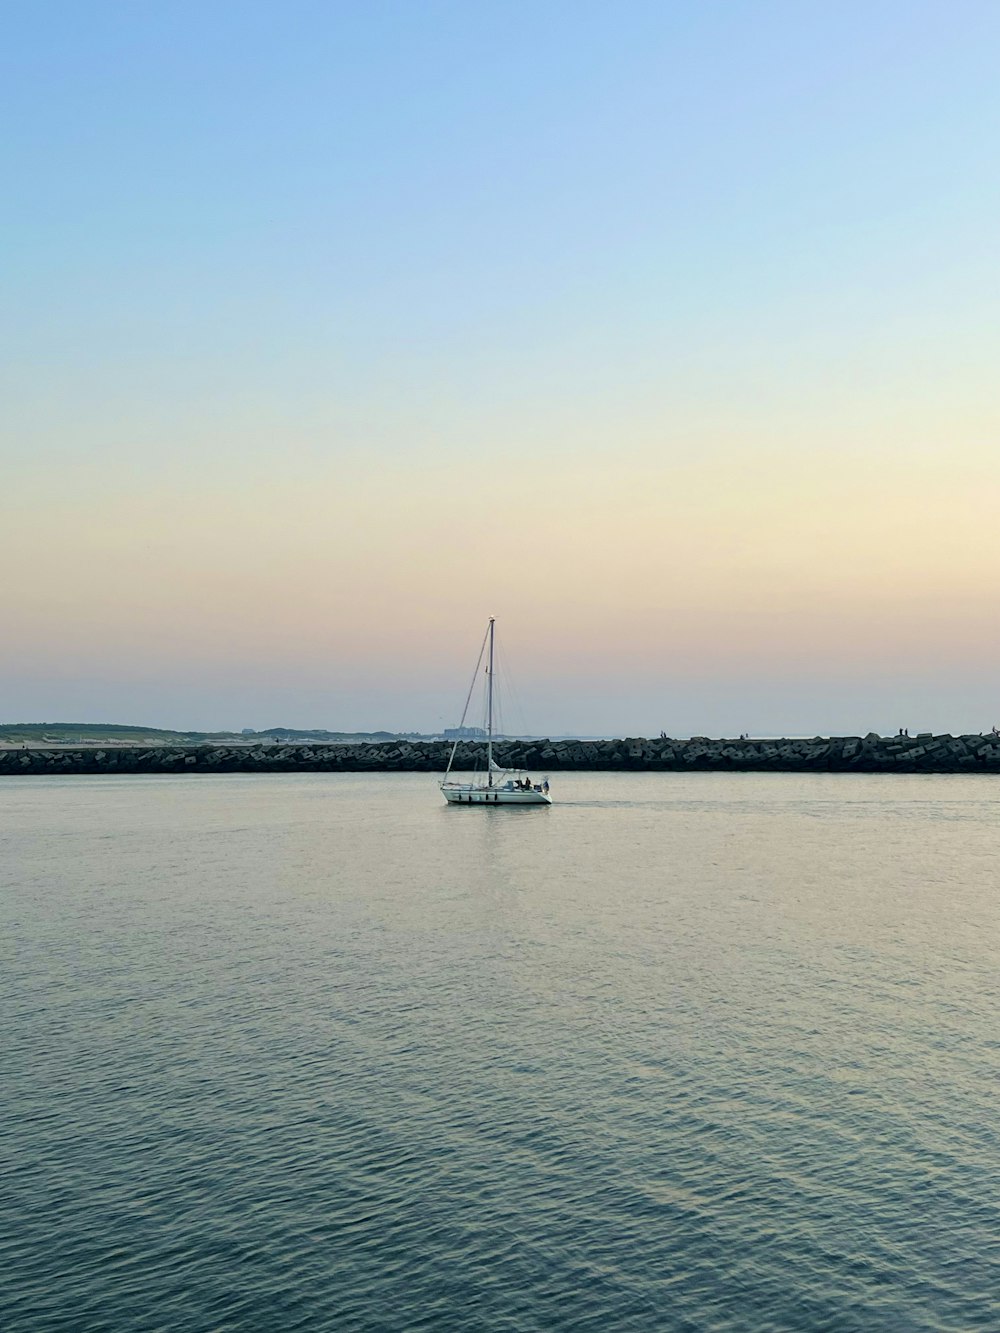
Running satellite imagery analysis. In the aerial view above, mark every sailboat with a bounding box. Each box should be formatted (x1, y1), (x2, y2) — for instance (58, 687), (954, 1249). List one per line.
(440, 618), (552, 806)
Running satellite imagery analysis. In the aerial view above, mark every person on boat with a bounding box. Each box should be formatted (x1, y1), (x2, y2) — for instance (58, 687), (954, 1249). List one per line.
(542, 779), (549, 794)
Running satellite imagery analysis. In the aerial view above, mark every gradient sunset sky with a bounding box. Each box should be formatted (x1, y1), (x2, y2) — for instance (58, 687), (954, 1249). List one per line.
(5, 1), (999, 736)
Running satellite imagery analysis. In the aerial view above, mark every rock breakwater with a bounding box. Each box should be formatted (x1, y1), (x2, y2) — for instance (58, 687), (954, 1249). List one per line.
(3, 733), (1000, 775)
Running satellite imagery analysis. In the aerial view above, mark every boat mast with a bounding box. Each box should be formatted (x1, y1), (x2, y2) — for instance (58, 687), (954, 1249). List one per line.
(486, 616), (495, 786)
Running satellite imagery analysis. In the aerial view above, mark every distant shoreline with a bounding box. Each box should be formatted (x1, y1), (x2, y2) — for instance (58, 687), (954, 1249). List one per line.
(2, 734), (998, 776)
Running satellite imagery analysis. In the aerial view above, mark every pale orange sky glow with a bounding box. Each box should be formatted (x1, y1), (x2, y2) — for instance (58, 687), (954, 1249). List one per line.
(7, 423), (1000, 734)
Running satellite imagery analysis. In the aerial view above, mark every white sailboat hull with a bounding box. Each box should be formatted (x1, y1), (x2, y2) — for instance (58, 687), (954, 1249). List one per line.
(441, 783), (551, 806)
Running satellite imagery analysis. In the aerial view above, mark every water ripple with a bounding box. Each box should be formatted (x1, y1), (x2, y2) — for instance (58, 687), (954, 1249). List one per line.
(3, 772), (1000, 1330)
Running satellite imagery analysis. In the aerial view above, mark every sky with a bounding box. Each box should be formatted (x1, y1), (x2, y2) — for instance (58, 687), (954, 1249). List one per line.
(4, 0), (1000, 736)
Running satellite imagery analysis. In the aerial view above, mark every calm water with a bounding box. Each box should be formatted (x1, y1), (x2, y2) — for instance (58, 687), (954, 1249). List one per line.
(3, 772), (1000, 1332)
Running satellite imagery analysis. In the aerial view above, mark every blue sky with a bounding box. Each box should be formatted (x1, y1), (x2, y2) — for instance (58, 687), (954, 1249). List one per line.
(4, 2), (1000, 734)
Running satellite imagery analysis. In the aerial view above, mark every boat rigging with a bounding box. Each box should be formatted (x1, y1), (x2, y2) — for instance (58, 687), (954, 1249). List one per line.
(440, 618), (552, 806)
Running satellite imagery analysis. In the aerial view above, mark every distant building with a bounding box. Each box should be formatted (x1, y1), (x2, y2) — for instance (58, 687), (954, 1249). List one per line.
(443, 726), (487, 739)
(241, 728), (256, 736)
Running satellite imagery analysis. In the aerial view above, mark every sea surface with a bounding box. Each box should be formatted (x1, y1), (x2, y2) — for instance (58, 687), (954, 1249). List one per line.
(3, 771), (1000, 1332)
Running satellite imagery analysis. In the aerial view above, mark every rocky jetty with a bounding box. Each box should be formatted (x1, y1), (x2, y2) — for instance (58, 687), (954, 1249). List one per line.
(3, 733), (1000, 775)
